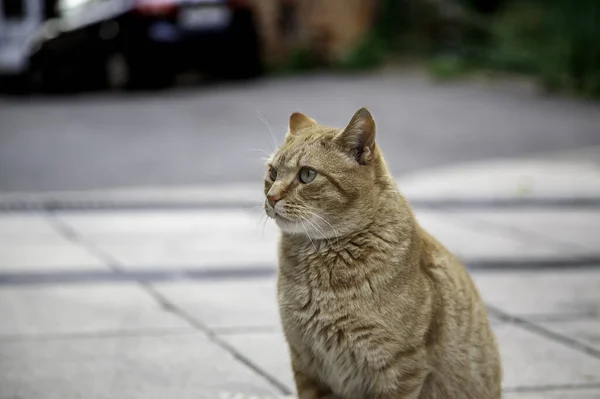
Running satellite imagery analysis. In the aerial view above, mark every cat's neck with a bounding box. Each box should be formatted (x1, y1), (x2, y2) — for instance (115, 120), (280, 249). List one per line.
(279, 186), (423, 290)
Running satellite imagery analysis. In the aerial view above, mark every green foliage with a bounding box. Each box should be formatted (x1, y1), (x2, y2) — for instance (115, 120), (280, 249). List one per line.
(487, 0), (600, 96)
(427, 54), (471, 80)
(275, 0), (600, 97)
(277, 30), (386, 74)
(273, 47), (319, 75)
(488, 2), (550, 73)
(373, 0), (447, 54)
(336, 34), (386, 71)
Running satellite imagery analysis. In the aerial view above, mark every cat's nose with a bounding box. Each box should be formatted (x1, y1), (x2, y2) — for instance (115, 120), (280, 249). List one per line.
(267, 194), (281, 207)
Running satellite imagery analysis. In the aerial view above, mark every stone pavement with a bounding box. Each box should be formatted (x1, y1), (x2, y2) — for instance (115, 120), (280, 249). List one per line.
(1, 153), (600, 399)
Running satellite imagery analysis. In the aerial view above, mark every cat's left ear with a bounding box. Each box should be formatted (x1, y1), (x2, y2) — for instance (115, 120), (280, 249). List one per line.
(335, 107), (376, 165)
(288, 112), (317, 135)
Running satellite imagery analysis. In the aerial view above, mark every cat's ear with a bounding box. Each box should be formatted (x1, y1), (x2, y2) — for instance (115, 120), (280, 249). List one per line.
(335, 107), (376, 165)
(289, 112), (317, 134)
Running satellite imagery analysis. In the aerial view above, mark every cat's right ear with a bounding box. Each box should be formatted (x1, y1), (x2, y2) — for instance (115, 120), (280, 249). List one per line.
(335, 107), (376, 165)
(288, 112), (317, 135)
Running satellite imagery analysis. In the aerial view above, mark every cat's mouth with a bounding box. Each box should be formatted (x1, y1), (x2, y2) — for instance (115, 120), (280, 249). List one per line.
(274, 212), (293, 223)
(270, 209), (297, 227)
(265, 203), (292, 222)
(266, 203), (300, 230)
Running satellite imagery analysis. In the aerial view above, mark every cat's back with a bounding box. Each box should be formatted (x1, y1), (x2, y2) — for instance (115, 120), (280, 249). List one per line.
(417, 228), (503, 398)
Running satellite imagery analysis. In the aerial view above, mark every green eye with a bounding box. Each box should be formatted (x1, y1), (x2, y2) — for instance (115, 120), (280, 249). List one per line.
(269, 167), (277, 181)
(298, 167), (317, 184)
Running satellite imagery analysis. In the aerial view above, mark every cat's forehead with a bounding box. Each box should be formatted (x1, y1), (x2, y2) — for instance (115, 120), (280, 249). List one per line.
(271, 146), (305, 169)
(273, 127), (338, 168)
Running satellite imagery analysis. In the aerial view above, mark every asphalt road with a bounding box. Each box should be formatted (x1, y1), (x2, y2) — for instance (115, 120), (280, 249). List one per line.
(1, 72), (600, 193)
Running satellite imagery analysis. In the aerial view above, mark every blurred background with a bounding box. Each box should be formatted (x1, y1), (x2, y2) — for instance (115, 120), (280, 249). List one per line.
(1, 1), (600, 398)
(1, 0), (600, 192)
(2, 0), (600, 94)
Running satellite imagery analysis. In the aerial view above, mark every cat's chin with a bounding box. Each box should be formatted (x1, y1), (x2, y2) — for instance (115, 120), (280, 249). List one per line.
(275, 217), (306, 235)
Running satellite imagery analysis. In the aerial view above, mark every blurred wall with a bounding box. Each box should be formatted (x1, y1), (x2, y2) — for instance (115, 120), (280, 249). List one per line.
(251, 0), (378, 65)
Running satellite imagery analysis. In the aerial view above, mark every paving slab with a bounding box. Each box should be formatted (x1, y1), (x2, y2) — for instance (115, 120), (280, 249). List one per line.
(495, 323), (600, 389)
(414, 211), (568, 261)
(57, 211), (278, 269)
(0, 244), (108, 271)
(503, 389), (600, 398)
(450, 209), (600, 254)
(0, 214), (106, 271)
(473, 270), (600, 318)
(153, 279), (280, 330)
(153, 278), (506, 332)
(57, 210), (579, 271)
(0, 333), (280, 399)
(221, 332), (294, 391)
(217, 323), (600, 394)
(399, 153), (600, 201)
(57, 211), (273, 236)
(0, 214), (67, 241)
(536, 319), (600, 351)
(220, 391), (600, 399)
(0, 284), (189, 337)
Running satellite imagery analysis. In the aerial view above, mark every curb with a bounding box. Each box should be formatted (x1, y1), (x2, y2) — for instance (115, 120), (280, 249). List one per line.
(2, 257), (600, 286)
(1, 152), (600, 211)
(1, 183), (600, 212)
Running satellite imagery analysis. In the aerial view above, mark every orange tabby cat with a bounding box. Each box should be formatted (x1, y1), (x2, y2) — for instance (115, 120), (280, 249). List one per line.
(264, 108), (502, 399)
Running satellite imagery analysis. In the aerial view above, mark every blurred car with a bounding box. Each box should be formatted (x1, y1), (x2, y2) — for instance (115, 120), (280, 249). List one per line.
(0, 0), (263, 92)
(0, 0), (49, 91)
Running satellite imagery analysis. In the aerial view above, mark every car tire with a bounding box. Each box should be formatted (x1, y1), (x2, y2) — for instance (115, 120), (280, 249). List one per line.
(84, 56), (110, 91)
(36, 54), (108, 93)
(0, 73), (31, 95)
(125, 64), (173, 90)
(124, 51), (173, 90)
(39, 63), (66, 93)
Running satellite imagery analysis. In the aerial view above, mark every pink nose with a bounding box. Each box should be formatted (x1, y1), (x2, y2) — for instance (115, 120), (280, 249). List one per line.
(267, 194), (280, 207)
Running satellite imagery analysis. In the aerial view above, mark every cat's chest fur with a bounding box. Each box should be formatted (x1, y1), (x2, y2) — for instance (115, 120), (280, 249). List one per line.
(278, 256), (399, 398)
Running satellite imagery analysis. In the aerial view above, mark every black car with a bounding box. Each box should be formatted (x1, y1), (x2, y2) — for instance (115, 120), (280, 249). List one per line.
(6, 0), (263, 92)
(123, 0), (263, 86)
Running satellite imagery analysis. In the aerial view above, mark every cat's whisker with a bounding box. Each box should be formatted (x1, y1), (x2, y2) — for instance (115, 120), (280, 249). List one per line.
(261, 214), (270, 237)
(304, 209), (340, 247)
(299, 217), (318, 252)
(289, 201), (340, 248)
(285, 207), (333, 248)
(299, 215), (331, 264)
(245, 148), (273, 159)
(243, 203), (265, 211)
(256, 110), (279, 151)
(256, 213), (266, 234)
(303, 216), (336, 249)
(307, 219), (337, 250)
(243, 204), (267, 219)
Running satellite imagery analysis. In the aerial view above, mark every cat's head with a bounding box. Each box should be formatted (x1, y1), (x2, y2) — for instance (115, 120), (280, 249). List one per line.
(264, 108), (389, 238)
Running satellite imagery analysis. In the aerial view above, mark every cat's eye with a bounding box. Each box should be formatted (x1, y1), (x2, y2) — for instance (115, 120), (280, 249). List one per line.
(298, 167), (317, 184)
(268, 167), (277, 181)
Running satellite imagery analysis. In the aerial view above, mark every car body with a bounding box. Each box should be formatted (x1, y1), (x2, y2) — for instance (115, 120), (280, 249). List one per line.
(0, 0), (262, 92)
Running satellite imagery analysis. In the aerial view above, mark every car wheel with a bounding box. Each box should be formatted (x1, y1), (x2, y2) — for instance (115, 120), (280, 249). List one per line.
(0, 73), (31, 95)
(83, 56), (110, 91)
(37, 55), (108, 93)
(124, 52), (173, 90)
(39, 63), (66, 93)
